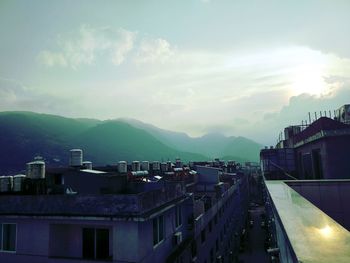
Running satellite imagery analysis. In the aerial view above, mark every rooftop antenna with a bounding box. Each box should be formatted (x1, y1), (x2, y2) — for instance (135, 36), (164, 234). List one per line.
(324, 111), (327, 117)
(308, 112), (311, 124)
(334, 110), (337, 118)
(314, 112), (317, 120)
(329, 110), (332, 118)
(320, 111), (322, 117)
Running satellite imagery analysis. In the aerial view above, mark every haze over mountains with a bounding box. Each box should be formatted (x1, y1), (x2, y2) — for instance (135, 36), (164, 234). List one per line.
(0, 112), (262, 174)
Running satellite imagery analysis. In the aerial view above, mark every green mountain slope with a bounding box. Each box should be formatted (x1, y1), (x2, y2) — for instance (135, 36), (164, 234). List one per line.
(0, 112), (205, 174)
(120, 118), (263, 162)
(73, 121), (206, 164)
(222, 136), (262, 162)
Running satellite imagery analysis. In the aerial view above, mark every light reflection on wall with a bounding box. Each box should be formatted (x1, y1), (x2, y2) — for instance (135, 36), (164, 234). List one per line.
(318, 225), (333, 239)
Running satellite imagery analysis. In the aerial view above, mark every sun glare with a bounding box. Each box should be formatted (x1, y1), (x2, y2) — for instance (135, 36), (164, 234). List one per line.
(291, 64), (328, 96)
(289, 49), (330, 96)
(318, 225), (333, 238)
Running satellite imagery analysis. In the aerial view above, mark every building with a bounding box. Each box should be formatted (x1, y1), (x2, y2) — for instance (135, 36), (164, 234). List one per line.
(261, 104), (350, 180)
(260, 104), (350, 263)
(0, 152), (250, 263)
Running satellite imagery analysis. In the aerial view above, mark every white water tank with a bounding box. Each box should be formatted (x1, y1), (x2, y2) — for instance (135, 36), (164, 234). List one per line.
(26, 161), (45, 179)
(0, 176), (13, 192)
(132, 161), (140, 172)
(82, 161), (92, 170)
(152, 161), (160, 170)
(13, 174), (26, 192)
(141, 161), (150, 171)
(69, 149), (83, 167)
(118, 161), (127, 173)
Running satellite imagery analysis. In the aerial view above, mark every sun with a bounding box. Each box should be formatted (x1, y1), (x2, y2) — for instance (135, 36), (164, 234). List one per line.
(291, 62), (328, 96)
(290, 50), (330, 96)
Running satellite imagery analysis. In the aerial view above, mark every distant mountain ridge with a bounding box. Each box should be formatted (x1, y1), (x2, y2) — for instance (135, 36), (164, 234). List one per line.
(119, 118), (262, 162)
(0, 112), (262, 174)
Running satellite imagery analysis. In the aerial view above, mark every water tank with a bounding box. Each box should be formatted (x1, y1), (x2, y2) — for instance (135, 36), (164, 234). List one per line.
(13, 174), (26, 192)
(227, 160), (235, 166)
(82, 161), (92, 170)
(141, 161), (149, 171)
(0, 176), (13, 192)
(132, 161), (140, 172)
(26, 161), (45, 179)
(161, 162), (167, 172)
(152, 161), (160, 170)
(69, 149), (83, 167)
(167, 161), (173, 171)
(118, 161), (127, 173)
(175, 158), (182, 168)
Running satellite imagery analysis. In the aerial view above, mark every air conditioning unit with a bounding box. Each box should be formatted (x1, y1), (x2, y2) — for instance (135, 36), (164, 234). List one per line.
(174, 231), (182, 245)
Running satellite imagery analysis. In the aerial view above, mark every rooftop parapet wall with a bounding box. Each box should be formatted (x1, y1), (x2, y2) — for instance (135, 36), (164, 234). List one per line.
(293, 117), (349, 145)
(265, 180), (350, 263)
(0, 181), (186, 217)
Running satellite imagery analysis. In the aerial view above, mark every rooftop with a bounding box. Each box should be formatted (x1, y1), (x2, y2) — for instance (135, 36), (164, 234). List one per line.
(265, 180), (350, 263)
(0, 181), (186, 218)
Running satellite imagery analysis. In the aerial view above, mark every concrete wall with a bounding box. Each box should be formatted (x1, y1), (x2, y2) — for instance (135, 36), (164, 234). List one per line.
(295, 135), (350, 180)
(62, 171), (127, 194)
(288, 180), (350, 231)
(0, 218), (115, 263)
(274, 214), (298, 263)
(197, 166), (220, 184)
(49, 224), (82, 258)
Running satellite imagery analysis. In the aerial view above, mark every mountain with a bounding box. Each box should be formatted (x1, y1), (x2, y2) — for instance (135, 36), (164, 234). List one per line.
(0, 112), (262, 174)
(0, 112), (205, 174)
(119, 118), (263, 162)
(73, 121), (206, 165)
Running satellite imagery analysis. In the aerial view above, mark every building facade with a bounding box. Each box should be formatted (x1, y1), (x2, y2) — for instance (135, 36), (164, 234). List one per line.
(0, 156), (250, 263)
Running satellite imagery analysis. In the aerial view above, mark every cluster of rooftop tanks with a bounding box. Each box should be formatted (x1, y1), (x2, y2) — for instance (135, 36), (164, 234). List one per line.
(0, 148), (240, 195)
(0, 159), (45, 193)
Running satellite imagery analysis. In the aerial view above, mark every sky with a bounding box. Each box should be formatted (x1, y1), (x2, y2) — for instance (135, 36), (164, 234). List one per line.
(0, 0), (350, 144)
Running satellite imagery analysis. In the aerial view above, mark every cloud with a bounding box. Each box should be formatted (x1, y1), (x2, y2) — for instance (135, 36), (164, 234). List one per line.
(38, 25), (137, 69)
(111, 28), (136, 65)
(135, 38), (175, 64)
(253, 80), (350, 144)
(0, 77), (77, 114)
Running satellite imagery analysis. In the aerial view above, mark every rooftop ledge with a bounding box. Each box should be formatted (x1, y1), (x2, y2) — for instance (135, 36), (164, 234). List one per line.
(0, 183), (186, 218)
(265, 180), (350, 263)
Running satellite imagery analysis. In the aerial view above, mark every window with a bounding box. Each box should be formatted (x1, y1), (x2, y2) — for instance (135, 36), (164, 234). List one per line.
(175, 206), (182, 228)
(208, 220), (212, 232)
(210, 248), (214, 263)
(153, 215), (164, 246)
(191, 241), (197, 258)
(0, 223), (17, 252)
(82, 228), (109, 260)
(201, 229), (206, 243)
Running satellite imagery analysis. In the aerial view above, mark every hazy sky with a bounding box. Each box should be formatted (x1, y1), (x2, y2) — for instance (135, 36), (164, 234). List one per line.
(1, 0), (350, 144)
